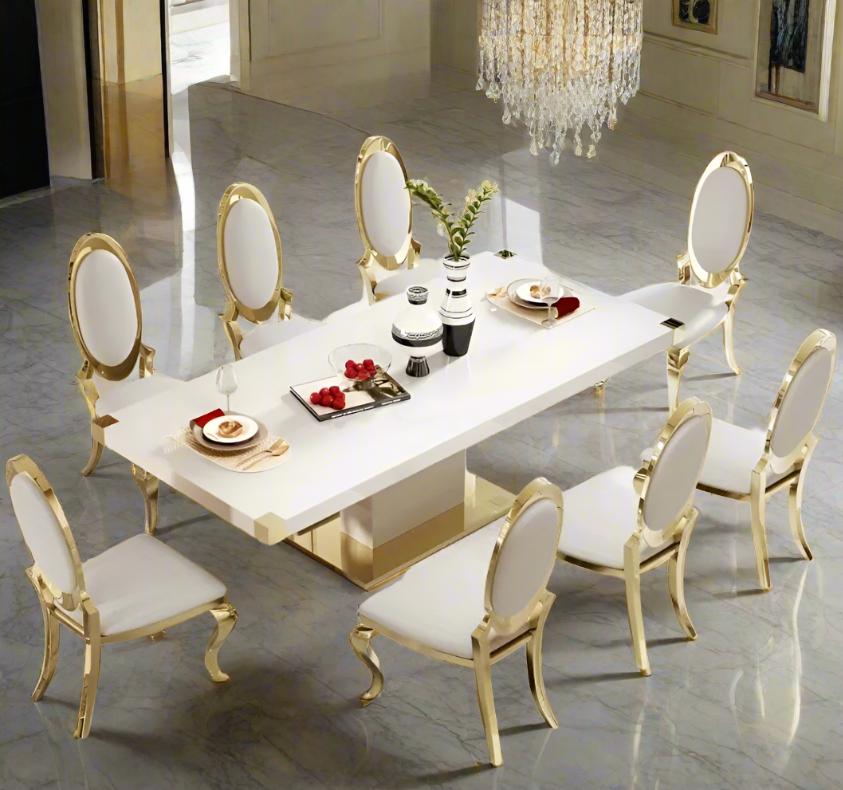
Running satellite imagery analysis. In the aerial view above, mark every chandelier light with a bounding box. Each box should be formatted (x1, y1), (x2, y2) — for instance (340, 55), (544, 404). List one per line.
(477, 0), (644, 161)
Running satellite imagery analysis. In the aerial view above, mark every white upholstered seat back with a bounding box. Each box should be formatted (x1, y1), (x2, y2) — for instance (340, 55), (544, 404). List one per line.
(489, 497), (561, 620)
(689, 165), (749, 276)
(361, 150), (412, 258)
(223, 197), (280, 310)
(10, 473), (78, 596)
(75, 249), (139, 368)
(771, 347), (835, 459)
(643, 413), (711, 535)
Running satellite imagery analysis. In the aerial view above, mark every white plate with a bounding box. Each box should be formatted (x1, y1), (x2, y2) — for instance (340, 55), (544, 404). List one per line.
(203, 415), (259, 444)
(516, 280), (566, 305)
(506, 279), (548, 310)
(192, 418), (268, 453)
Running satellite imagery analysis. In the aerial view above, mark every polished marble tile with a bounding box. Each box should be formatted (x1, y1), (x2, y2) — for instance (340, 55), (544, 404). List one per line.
(0, 67), (841, 789)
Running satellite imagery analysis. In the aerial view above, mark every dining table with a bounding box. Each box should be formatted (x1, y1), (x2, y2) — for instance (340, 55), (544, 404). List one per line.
(98, 252), (675, 589)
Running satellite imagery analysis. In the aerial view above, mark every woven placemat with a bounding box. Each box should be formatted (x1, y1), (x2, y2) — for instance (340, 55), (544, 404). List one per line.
(167, 428), (290, 473)
(487, 285), (596, 328)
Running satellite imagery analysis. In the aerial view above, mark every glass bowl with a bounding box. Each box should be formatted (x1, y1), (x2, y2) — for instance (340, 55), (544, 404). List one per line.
(328, 344), (392, 390)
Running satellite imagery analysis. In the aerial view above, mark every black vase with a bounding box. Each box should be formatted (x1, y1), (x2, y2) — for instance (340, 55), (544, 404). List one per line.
(438, 253), (475, 357)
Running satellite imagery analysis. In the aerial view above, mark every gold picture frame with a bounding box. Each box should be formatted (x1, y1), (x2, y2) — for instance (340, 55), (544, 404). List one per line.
(673, 0), (718, 34)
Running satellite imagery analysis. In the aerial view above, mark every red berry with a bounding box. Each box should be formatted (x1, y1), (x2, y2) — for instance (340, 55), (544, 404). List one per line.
(345, 368), (357, 379)
(345, 360), (357, 370)
(320, 387), (330, 396)
(363, 358), (375, 370)
(329, 385), (341, 395)
(310, 392), (321, 405)
(357, 368), (371, 381)
(333, 398), (346, 410)
(320, 393), (333, 407)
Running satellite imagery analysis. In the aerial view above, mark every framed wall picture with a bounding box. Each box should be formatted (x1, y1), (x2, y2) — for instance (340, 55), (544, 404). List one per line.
(754, 0), (836, 117)
(673, 0), (718, 34)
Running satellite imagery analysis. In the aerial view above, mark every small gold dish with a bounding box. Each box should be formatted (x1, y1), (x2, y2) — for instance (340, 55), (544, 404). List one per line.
(217, 420), (244, 438)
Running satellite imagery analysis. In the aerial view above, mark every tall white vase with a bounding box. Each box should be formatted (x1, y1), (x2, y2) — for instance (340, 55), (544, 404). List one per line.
(439, 253), (475, 357)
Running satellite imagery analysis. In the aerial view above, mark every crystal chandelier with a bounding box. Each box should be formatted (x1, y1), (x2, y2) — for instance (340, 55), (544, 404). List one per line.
(477, 0), (644, 161)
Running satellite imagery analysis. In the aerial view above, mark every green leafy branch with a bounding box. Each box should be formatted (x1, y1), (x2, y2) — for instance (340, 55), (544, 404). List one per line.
(406, 179), (499, 260)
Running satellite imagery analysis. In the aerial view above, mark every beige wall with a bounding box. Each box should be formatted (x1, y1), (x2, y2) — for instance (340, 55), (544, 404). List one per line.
(237, 0), (431, 111)
(430, 0), (843, 238)
(35, 0), (93, 179)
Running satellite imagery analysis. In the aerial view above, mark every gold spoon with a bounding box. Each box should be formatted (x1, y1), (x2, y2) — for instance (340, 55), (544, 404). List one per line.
(240, 438), (290, 470)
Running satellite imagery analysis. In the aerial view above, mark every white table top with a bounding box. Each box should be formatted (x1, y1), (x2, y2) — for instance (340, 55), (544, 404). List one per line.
(105, 253), (672, 543)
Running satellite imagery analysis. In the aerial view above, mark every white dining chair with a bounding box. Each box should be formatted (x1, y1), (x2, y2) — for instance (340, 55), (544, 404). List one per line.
(557, 398), (712, 676)
(68, 232), (180, 534)
(217, 182), (318, 358)
(7, 454), (238, 739)
(349, 478), (564, 767)
(325, 136), (439, 323)
(694, 329), (836, 591)
(619, 152), (754, 412)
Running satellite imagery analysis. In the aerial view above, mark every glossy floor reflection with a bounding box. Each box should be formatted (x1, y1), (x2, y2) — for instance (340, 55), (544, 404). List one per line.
(1, 77), (842, 789)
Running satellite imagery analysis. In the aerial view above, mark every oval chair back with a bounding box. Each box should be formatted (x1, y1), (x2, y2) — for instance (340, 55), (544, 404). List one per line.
(68, 234), (142, 381)
(6, 455), (84, 609)
(687, 152), (753, 288)
(218, 183), (284, 323)
(638, 398), (712, 548)
(355, 136), (416, 276)
(484, 479), (563, 634)
(768, 329), (837, 463)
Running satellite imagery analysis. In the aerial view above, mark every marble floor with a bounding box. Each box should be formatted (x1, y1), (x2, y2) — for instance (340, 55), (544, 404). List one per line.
(1, 73), (842, 790)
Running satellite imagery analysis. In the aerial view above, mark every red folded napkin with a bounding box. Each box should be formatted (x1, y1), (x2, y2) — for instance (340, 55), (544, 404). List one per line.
(193, 408), (225, 428)
(553, 296), (580, 319)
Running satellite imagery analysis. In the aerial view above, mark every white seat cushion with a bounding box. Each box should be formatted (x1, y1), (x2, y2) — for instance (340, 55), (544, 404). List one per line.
(59, 535), (226, 636)
(558, 467), (670, 570)
(697, 418), (788, 495)
(620, 282), (728, 347)
(95, 373), (179, 416)
(373, 258), (442, 300)
(239, 313), (319, 357)
(358, 518), (530, 660)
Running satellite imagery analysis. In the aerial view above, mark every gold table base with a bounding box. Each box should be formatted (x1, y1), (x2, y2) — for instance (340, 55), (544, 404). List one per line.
(285, 474), (515, 590)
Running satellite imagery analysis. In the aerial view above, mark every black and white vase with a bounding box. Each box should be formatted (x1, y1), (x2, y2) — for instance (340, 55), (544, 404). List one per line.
(391, 286), (443, 377)
(439, 253), (475, 357)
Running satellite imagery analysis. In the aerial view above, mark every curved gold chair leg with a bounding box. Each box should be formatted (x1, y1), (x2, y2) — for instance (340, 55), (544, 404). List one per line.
(722, 310), (741, 375)
(26, 568), (60, 702)
(624, 540), (651, 676)
(205, 603), (238, 682)
(349, 624), (384, 706)
(526, 594), (558, 729)
(666, 347), (689, 415)
(789, 468), (814, 561)
(472, 635), (503, 767)
(593, 379), (608, 392)
(668, 512), (698, 640)
(81, 434), (104, 477)
(148, 630), (166, 641)
(750, 471), (772, 591)
(131, 465), (159, 536)
(74, 632), (102, 739)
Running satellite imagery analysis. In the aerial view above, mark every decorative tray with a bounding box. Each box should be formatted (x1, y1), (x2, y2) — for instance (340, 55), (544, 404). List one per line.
(291, 371), (410, 422)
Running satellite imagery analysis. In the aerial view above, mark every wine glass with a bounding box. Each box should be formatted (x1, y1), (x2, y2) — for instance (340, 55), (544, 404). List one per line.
(539, 274), (561, 328)
(216, 364), (238, 412)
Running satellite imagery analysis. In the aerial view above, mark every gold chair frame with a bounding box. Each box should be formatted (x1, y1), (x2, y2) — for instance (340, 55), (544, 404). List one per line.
(557, 398), (712, 676)
(7, 454), (237, 739)
(349, 478), (563, 767)
(217, 183), (295, 360)
(68, 233), (161, 535)
(354, 136), (422, 305)
(697, 329), (837, 591)
(667, 151), (754, 412)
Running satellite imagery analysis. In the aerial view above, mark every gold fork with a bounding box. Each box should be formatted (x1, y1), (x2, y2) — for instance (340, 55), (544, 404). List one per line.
(240, 438), (290, 470)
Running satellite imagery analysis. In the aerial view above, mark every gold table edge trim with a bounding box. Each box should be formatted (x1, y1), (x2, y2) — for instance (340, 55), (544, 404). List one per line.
(285, 474), (515, 590)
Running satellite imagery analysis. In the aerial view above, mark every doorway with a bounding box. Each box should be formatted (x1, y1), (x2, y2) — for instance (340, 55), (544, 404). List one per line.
(168, 0), (231, 96)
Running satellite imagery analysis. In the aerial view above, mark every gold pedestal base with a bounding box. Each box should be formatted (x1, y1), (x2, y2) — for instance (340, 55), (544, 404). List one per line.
(285, 474), (515, 590)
